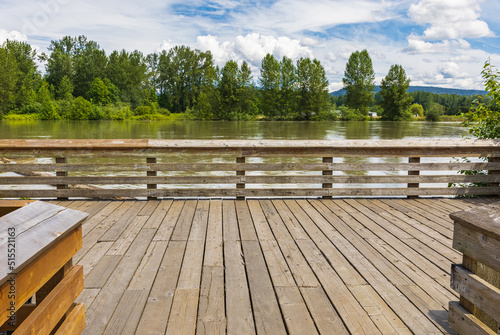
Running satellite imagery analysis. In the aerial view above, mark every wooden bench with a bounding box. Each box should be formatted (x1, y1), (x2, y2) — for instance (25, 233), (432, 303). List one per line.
(0, 201), (88, 334)
(449, 202), (500, 335)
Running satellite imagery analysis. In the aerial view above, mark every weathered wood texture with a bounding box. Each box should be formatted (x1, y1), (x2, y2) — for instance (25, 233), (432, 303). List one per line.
(449, 202), (500, 334)
(1, 139), (500, 199)
(68, 197), (490, 334)
(0, 201), (87, 334)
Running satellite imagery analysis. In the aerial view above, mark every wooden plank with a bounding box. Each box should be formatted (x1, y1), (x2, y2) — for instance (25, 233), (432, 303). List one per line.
(166, 288), (200, 335)
(128, 241), (168, 291)
(3, 161), (500, 174)
(222, 201), (239, 242)
(189, 200), (210, 241)
(247, 200), (275, 241)
(143, 200), (172, 229)
(300, 287), (349, 335)
(451, 264), (500, 323)
(349, 285), (411, 335)
(224, 240), (255, 334)
(275, 286), (319, 335)
(83, 228), (155, 335)
(103, 290), (149, 335)
(453, 222), (500, 273)
(0, 227), (82, 325)
(137, 240), (186, 334)
(260, 240), (296, 287)
(449, 301), (497, 335)
(84, 255), (121, 288)
(0, 199), (35, 216)
(77, 241), (113, 277)
(106, 215), (148, 255)
(75, 288), (100, 309)
(310, 200), (450, 333)
(5, 173), (500, 185)
(241, 239), (287, 334)
(54, 303), (86, 335)
(171, 200), (198, 241)
(235, 200), (258, 241)
(98, 200), (147, 242)
(295, 239), (381, 334)
(13, 265), (84, 335)
(451, 202), (500, 240)
(2, 186), (499, 199)
(3, 138), (500, 156)
(203, 200), (223, 267)
(196, 266), (226, 335)
(153, 200), (185, 241)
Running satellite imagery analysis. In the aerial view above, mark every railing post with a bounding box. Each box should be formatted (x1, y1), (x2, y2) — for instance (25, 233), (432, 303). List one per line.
(488, 156), (500, 196)
(56, 157), (68, 200)
(322, 157), (333, 199)
(449, 204), (500, 334)
(147, 157), (157, 200)
(236, 157), (245, 200)
(408, 157), (420, 199)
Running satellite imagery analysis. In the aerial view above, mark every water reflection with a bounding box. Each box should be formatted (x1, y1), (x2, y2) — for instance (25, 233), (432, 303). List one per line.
(0, 120), (467, 140)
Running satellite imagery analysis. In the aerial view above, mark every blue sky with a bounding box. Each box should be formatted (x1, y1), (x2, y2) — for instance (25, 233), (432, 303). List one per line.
(1, 0), (499, 91)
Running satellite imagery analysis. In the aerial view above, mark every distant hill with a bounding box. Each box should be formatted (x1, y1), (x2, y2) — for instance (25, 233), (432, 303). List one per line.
(330, 86), (487, 97)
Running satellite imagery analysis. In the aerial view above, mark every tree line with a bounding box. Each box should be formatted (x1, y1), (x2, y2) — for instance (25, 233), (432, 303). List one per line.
(0, 36), (489, 121)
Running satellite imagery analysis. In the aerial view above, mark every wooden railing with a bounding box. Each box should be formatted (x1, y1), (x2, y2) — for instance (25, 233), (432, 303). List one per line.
(449, 203), (500, 335)
(0, 200), (88, 334)
(0, 139), (500, 199)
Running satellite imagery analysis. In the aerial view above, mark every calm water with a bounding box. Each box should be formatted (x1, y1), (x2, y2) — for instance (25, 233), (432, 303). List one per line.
(0, 120), (468, 140)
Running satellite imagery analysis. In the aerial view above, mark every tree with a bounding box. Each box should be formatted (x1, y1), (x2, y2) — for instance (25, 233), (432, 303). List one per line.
(279, 56), (297, 118)
(463, 59), (500, 139)
(69, 96), (93, 120)
(426, 102), (445, 121)
(88, 78), (111, 105)
(0, 46), (18, 115)
(343, 50), (375, 115)
(57, 75), (74, 100)
(296, 57), (329, 120)
(408, 103), (424, 117)
(380, 64), (413, 120)
(259, 54), (281, 118)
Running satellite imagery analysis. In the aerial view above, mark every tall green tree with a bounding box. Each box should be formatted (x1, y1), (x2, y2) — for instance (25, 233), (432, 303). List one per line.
(0, 46), (19, 115)
(279, 56), (297, 118)
(343, 49), (375, 115)
(259, 54), (281, 118)
(380, 64), (413, 120)
(156, 46), (215, 113)
(296, 58), (329, 120)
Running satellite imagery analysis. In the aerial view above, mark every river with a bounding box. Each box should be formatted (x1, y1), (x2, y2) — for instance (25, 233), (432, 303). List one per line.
(0, 120), (468, 140)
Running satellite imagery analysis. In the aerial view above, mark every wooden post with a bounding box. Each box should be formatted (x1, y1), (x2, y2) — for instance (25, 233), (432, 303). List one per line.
(147, 157), (157, 200)
(488, 156), (500, 196)
(236, 157), (245, 200)
(322, 157), (333, 199)
(408, 157), (420, 199)
(56, 157), (68, 200)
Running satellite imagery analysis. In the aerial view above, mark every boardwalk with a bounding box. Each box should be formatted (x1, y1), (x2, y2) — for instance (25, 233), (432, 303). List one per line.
(55, 197), (496, 335)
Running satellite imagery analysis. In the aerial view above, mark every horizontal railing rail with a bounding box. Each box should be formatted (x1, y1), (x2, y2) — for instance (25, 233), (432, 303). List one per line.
(0, 139), (499, 199)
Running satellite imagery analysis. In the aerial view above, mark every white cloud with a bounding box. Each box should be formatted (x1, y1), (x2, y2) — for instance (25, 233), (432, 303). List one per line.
(408, 0), (494, 41)
(437, 62), (469, 79)
(196, 33), (314, 68)
(0, 29), (27, 44)
(328, 82), (344, 92)
(404, 38), (471, 54)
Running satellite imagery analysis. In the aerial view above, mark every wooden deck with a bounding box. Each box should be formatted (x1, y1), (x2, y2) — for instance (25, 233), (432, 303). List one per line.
(54, 197), (498, 335)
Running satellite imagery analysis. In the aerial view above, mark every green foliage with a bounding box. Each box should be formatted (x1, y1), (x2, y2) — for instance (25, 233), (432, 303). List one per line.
(296, 58), (329, 120)
(343, 50), (375, 115)
(408, 103), (424, 117)
(462, 60), (500, 139)
(88, 78), (111, 105)
(57, 75), (73, 101)
(40, 100), (60, 120)
(380, 65), (413, 121)
(339, 106), (366, 121)
(69, 96), (93, 120)
(425, 102), (445, 121)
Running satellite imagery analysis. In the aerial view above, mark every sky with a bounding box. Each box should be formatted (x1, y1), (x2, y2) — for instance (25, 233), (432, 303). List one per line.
(1, 0), (499, 92)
